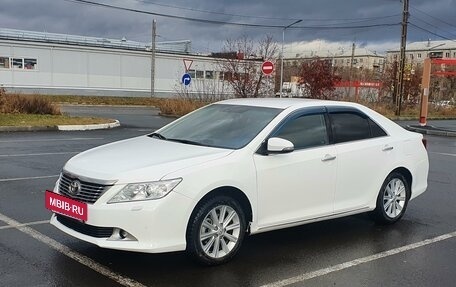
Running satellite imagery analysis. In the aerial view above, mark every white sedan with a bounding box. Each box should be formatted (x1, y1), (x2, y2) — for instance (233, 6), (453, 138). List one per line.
(47, 98), (428, 265)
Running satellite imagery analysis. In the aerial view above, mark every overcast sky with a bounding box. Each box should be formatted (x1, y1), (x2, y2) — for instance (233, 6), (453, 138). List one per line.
(1, 0), (455, 55)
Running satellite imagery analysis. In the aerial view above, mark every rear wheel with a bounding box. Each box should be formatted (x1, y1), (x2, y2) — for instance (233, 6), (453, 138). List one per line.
(186, 196), (246, 265)
(373, 172), (410, 224)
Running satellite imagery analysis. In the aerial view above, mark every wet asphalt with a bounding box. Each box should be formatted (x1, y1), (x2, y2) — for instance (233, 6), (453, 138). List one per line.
(0, 106), (455, 287)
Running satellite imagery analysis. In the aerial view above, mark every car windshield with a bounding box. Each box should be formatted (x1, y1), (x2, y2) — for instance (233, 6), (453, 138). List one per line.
(154, 104), (282, 149)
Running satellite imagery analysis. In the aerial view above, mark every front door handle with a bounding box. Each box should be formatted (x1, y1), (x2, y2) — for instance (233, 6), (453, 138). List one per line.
(321, 154), (337, 162)
(382, 145), (394, 151)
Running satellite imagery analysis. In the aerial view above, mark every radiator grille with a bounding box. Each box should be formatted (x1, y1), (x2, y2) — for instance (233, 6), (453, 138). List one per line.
(58, 173), (111, 204)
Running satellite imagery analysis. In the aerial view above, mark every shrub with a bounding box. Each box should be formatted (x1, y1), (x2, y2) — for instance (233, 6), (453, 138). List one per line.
(0, 91), (60, 115)
(159, 98), (207, 117)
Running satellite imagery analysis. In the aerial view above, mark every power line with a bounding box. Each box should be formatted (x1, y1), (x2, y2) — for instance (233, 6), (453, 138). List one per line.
(62, 0), (400, 30)
(410, 5), (456, 30)
(409, 22), (456, 42)
(128, 0), (402, 23)
(411, 15), (456, 39)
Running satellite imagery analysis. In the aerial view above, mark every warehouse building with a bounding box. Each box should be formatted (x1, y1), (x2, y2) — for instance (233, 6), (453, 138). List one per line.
(0, 28), (239, 97)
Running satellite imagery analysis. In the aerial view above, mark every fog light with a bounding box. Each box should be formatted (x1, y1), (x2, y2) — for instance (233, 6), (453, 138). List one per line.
(119, 229), (128, 239)
(108, 228), (137, 241)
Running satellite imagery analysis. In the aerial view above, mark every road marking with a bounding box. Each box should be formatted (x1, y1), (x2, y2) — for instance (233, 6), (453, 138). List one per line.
(0, 212), (146, 287)
(0, 219), (49, 230)
(0, 175), (59, 182)
(0, 152), (80, 157)
(0, 137), (103, 143)
(260, 230), (456, 287)
(430, 152), (456, 157)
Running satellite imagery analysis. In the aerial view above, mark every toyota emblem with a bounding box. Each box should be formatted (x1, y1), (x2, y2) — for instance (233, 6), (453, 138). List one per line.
(69, 180), (81, 195)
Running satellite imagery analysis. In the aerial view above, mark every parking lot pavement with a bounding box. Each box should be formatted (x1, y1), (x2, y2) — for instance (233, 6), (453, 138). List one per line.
(0, 107), (455, 287)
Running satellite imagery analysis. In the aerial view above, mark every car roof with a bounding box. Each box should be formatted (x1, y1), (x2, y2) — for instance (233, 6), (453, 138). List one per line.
(217, 98), (367, 110)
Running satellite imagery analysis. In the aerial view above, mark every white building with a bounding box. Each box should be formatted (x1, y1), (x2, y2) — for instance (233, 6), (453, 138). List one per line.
(286, 47), (385, 72)
(0, 28), (242, 97)
(386, 39), (456, 65)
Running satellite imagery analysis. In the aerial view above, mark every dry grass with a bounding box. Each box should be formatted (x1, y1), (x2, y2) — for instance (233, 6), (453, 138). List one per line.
(362, 101), (456, 119)
(159, 98), (208, 117)
(39, 94), (209, 117)
(2, 92), (455, 119)
(0, 89), (60, 115)
(42, 95), (163, 107)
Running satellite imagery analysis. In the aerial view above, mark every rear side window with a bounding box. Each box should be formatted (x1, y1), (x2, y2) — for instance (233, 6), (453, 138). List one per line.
(368, 118), (387, 137)
(274, 114), (328, 149)
(330, 112), (370, 143)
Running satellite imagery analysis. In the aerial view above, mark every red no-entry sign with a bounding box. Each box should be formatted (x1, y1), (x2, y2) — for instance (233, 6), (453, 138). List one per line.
(262, 61), (274, 75)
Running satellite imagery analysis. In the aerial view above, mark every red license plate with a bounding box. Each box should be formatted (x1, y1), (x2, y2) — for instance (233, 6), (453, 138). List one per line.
(45, 190), (88, 221)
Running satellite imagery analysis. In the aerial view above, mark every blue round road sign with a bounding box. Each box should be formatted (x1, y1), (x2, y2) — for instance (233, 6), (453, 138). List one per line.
(182, 73), (191, 86)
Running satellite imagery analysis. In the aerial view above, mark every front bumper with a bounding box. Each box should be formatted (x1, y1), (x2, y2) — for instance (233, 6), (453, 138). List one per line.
(50, 187), (194, 253)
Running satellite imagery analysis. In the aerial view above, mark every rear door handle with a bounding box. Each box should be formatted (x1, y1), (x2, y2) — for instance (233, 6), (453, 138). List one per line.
(321, 154), (337, 162)
(382, 145), (394, 151)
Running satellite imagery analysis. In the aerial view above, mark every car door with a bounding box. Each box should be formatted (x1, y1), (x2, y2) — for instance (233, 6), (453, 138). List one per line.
(254, 108), (337, 229)
(328, 107), (393, 213)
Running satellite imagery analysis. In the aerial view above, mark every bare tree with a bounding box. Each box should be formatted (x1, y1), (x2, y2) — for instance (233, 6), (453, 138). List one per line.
(217, 35), (278, 98)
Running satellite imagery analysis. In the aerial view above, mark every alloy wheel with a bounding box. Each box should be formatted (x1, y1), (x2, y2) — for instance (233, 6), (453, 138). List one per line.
(383, 178), (407, 219)
(199, 205), (241, 258)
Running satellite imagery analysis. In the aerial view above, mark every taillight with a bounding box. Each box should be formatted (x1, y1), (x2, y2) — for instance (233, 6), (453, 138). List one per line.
(422, 138), (427, 149)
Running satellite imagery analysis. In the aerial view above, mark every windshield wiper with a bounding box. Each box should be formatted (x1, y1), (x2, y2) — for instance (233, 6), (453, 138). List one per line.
(167, 138), (205, 146)
(148, 132), (167, 140)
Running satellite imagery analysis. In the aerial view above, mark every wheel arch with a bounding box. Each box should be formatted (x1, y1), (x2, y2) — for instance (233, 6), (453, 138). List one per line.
(186, 186), (253, 235)
(390, 166), (413, 191)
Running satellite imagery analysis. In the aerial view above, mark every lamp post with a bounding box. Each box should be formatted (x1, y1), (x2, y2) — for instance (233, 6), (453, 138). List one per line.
(280, 19), (302, 98)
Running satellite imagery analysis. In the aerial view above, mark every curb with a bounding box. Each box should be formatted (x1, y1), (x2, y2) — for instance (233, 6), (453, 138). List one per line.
(0, 120), (120, 132)
(405, 125), (456, 137)
(58, 120), (120, 131)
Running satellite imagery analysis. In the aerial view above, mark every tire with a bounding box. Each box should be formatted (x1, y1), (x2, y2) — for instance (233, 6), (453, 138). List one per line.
(186, 196), (246, 266)
(373, 172), (411, 224)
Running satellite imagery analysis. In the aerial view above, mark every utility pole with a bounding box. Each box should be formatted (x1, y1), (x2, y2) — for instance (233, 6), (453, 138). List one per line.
(348, 42), (355, 99)
(396, 0), (409, 115)
(151, 19), (156, 97)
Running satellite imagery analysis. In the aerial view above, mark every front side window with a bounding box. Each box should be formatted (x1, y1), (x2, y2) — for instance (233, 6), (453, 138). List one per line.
(274, 114), (328, 150)
(156, 104), (282, 149)
(330, 112), (370, 143)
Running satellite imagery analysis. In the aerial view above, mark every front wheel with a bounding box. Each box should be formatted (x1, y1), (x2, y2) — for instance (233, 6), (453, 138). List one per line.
(186, 196), (246, 265)
(373, 172), (411, 224)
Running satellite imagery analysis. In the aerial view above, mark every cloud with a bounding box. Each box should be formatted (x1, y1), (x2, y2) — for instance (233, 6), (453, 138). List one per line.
(0, 0), (455, 53)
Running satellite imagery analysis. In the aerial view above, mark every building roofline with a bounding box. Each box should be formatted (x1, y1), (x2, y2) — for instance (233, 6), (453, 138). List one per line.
(0, 27), (191, 54)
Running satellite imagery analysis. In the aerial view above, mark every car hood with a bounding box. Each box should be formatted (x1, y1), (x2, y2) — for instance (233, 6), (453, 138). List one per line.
(63, 136), (233, 183)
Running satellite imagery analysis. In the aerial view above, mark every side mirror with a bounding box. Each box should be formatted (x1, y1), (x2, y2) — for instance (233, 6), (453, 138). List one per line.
(267, 137), (294, 154)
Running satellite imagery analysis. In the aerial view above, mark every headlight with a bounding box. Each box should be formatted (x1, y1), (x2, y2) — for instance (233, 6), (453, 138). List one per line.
(108, 178), (182, 203)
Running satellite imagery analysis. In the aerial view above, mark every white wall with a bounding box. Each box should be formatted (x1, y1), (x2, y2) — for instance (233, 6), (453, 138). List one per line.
(0, 39), (232, 97)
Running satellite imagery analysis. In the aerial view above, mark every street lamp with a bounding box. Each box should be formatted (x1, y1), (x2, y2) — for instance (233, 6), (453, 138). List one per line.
(280, 19), (302, 98)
